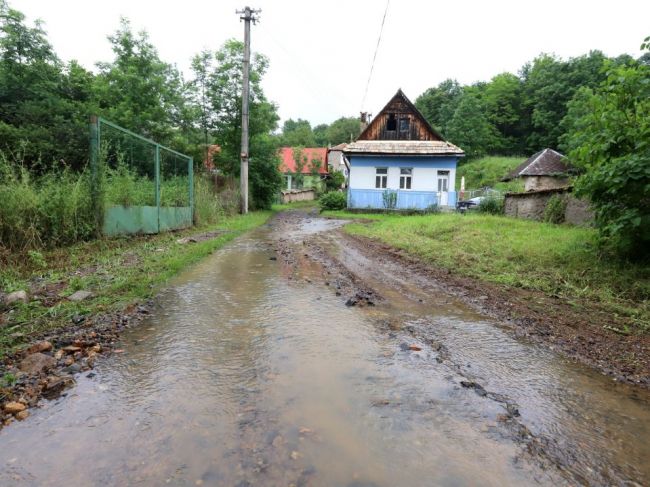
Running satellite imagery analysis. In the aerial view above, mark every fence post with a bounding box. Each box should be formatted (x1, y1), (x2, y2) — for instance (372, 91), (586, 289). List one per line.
(155, 145), (161, 232)
(188, 157), (194, 224)
(89, 115), (101, 236)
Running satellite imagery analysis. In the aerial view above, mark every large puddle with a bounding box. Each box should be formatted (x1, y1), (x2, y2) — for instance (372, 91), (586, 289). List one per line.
(1, 216), (649, 486)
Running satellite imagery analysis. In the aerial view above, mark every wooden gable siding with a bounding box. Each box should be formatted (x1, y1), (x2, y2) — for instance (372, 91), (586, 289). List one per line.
(358, 90), (443, 142)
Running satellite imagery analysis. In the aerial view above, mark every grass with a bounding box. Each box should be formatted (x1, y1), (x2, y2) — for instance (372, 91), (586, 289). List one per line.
(324, 210), (650, 331)
(456, 156), (525, 192)
(0, 211), (272, 357)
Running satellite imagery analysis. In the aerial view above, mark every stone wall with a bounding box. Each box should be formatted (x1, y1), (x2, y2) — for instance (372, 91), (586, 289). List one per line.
(280, 189), (316, 204)
(504, 187), (593, 225)
(523, 175), (570, 191)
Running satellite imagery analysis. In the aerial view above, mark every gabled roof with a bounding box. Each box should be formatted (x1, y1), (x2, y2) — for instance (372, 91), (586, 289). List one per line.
(358, 89), (444, 141)
(344, 140), (463, 156)
(503, 149), (573, 181)
(279, 147), (328, 174)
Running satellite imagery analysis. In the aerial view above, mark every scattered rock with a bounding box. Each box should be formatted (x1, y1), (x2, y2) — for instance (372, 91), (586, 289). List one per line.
(408, 345), (422, 351)
(67, 290), (93, 302)
(62, 363), (82, 374)
(4, 290), (28, 306)
(176, 237), (197, 244)
(71, 314), (86, 325)
(15, 410), (29, 421)
(3, 402), (26, 414)
(26, 341), (52, 354)
(62, 345), (82, 354)
(19, 352), (56, 374)
(290, 450), (301, 460)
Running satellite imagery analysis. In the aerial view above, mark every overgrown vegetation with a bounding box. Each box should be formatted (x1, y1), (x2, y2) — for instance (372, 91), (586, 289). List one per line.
(477, 195), (504, 214)
(0, 153), (232, 253)
(319, 191), (347, 211)
(561, 38), (650, 259)
(543, 195), (567, 224)
(324, 211), (650, 331)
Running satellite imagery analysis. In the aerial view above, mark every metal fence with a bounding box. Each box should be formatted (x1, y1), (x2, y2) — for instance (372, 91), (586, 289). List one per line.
(89, 116), (193, 236)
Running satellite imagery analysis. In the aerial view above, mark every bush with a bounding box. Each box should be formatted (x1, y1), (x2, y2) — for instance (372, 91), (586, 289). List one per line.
(543, 195), (567, 224)
(325, 171), (346, 192)
(319, 191), (347, 211)
(478, 195), (504, 214)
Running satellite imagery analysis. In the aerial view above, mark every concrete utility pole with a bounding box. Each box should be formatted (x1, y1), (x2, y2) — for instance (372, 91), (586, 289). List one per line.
(237, 6), (260, 214)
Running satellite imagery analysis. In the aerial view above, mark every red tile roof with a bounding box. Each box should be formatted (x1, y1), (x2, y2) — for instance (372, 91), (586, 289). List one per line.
(279, 147), (328, 174)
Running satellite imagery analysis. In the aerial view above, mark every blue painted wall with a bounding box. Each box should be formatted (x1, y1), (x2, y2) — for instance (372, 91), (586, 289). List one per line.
(347, 154), (460, 209)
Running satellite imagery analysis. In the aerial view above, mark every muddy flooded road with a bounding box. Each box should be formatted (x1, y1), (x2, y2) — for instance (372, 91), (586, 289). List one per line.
(1, 212), (649, 486)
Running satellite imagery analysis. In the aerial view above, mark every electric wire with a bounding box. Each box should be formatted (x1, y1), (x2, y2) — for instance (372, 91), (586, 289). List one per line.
(361, 0), (390, 112)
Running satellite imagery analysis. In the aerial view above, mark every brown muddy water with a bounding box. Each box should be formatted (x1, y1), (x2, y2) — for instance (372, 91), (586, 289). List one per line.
(1, 215), (649, 486)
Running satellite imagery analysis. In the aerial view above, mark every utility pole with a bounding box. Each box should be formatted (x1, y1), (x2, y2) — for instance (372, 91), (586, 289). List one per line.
(237, 6), (260, 214)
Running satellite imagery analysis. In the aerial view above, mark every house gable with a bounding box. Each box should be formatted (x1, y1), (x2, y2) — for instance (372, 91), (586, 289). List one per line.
(358, 89), (443, 142)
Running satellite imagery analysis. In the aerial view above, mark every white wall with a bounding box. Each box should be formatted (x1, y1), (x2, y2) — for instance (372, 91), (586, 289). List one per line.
(349, 165), (456, 192)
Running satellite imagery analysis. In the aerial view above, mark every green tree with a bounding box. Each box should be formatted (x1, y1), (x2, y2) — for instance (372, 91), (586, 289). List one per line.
(326, 117), (360, 145)
(521, 51), (607, 151)
(562, 47), (650, 259)
(94, 18), (186, 146)
(313, 123), (329, 146)
(0, 1), (92, 170)
(280, 118), (315, 146)
(445, 93), (498, 159)
(415, 79), (463, 136)
(482, 72), (524, 154)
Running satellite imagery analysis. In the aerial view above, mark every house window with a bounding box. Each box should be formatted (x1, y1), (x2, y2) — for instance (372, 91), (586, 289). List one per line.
(375, 167), (388, 189)
(386, 113), (397, 131)
(399, 168), (412, 189)
(399, 118), (410, 132)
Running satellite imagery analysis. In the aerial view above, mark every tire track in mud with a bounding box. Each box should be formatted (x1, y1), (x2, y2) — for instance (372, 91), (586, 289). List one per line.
(270, 211), (647, 486)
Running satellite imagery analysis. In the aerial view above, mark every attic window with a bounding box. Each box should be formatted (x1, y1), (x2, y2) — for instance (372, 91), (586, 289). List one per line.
(386, 113), (397, 131)
(399, 118), (410, 132)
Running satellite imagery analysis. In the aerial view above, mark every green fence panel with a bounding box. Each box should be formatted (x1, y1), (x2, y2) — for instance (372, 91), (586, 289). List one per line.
(90, 116), (194, 237)
(103, 206), (160, 236)
(159, 207), (193, 232)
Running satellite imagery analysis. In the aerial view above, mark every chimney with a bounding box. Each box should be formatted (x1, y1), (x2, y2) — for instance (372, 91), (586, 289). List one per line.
(360, 111), (369, 132)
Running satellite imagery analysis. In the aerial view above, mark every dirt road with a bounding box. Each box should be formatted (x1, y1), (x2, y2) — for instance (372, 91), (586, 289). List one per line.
(1, 211), (649, 486)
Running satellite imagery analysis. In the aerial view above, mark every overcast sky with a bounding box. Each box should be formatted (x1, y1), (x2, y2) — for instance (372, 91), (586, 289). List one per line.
(16, 0), (650, 126)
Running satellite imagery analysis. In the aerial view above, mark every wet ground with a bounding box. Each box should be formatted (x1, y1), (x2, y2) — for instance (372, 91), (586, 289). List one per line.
(1, 211), (649, 486)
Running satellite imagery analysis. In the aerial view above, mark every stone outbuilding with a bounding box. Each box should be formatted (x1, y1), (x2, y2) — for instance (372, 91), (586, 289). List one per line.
(502, 149), (575, 191)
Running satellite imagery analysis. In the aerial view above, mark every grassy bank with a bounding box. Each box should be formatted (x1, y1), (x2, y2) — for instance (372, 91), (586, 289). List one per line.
(325, 211), (650, 331)
(456, 156), (525, 192)
(0, 211), (271, 357)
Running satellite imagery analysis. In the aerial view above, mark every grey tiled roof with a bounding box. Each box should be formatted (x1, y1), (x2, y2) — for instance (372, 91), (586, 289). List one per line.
(503, 149), (572, 180)
(343, 140), (464, 156)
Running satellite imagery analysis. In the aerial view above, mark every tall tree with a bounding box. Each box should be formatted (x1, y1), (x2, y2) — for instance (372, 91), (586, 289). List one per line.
(280, 118), (315, 147)
(198, 39), (281, 209)
(94, 18), (186, 145)
(482, 72), (524, 154)
(415, 79), (463, 136)
(326, 117), (361, 145)
(445, 93), (498, 160)
(0, 1), (91, 170)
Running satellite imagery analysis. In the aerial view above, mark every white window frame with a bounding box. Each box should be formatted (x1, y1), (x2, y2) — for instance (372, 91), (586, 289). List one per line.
(437, 170), (450, 192)
(375, 167), (388, 189)
(399, 168), (413, 190)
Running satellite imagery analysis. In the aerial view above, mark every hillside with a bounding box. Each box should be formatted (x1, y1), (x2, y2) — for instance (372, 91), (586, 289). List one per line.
(456, 156), (524, 192)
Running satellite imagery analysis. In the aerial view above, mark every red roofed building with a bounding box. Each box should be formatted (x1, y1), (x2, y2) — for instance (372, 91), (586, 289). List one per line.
(279, 147), (328, 190)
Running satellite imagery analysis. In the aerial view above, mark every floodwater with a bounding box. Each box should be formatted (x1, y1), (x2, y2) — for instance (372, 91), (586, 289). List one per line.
(1, 214), (649, 486)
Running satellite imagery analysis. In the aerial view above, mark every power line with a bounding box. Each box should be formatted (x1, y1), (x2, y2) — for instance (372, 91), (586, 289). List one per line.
(361, 0), (390, 112)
